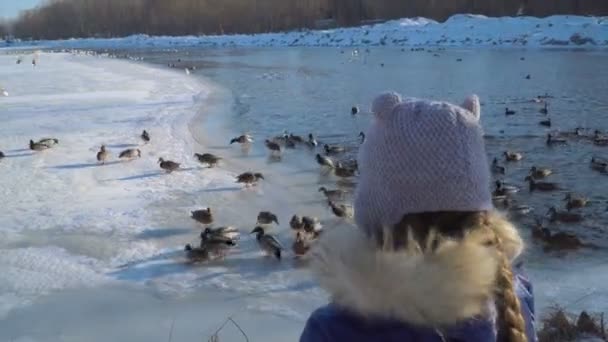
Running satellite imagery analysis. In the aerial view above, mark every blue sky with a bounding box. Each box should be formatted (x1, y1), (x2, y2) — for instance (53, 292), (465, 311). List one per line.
(0, 0), (43, 18)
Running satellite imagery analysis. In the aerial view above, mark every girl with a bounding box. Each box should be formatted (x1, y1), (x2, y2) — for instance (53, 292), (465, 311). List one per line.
(301, 93), (536, 342)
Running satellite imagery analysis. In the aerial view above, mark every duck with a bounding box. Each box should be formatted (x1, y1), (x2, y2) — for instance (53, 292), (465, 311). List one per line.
(38, 138), (59, 147)
(118, 148), (141, 159)
(503, 151), (523, 162)
(529, 166), (552, 179)
(334, 162), (357, 178)
(539, 118), (551, 127)
(543, 231), (586, 251)
(328, 200), (350, 218)
(194, 153), (221, 167)
(351, 106), (359, 115)
(508, 203), (533, 217)
(302, 216), (322, 235)
(158, 158), (180, 173)
(289, 134), (304, 144)
(593, 134), (608, 146)
(184, 244), (210, 263)
(236, 172), (264, 186)
(324, 144), (345, 155)
(257, 211), (279, 225)
(318, 187), (346, 201)
(265, 139), (281, 155)
(201, 226), (240, 243)
(191, 208), (214, 225)
(539, 102), (548, 115)
(493, 180), (520, 197)
(546, 133), (567, 146)
(230, 134), (253, 145)
(564, 193), (588, 211)
(285, 137), (296, 149)
(0, 151), (4, 159)
(292, 232), (311, 257)
(96, 145), (110, 164)
(505, 108), (516, 115)
(250, 226), (283, 260)
(547, 206), (584, 223)
(316, 154), (334, 168)
(590, 157), (608, 172)
(491, 158), (506, 175)
(141, 130), (150, 143)
(29, 139), (50, 151)
(359, 132), (366, 144)
(290, 215), (303, 231)
(525, 176), (560, 192)
(306, 134), (318, 148)
(525, 74), (531, 80)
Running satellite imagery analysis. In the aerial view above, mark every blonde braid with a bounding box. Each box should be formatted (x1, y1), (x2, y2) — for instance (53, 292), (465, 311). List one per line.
(491, 229), (528, 342)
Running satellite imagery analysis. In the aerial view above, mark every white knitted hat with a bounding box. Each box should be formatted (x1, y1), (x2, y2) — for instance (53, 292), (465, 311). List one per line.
(354, 92), (492, 234)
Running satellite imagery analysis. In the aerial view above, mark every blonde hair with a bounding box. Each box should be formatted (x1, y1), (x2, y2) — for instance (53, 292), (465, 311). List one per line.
(384, 211), (527, 342)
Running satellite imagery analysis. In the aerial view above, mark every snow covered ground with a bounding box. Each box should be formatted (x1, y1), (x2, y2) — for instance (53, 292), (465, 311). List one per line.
(3, 14), (608, 50)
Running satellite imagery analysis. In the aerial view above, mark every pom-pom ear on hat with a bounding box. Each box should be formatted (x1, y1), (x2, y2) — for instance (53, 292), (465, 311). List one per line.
(371, 92), (402, 120)
(462, 94), (481, 121)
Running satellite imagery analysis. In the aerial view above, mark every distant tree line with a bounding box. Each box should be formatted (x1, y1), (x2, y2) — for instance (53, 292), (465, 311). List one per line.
(7, 0), (608, 40)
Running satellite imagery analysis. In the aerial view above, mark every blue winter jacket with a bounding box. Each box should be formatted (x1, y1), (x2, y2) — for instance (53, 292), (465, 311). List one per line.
(300, 223), (537, 342)
(301, 274), (536, 342)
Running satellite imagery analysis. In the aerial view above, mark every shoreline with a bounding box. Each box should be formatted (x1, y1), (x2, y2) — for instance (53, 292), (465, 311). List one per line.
(2, 14), (607, 51)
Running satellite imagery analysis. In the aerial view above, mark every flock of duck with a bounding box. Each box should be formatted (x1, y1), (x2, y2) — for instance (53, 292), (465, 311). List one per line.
(491, 94), (608, 252)
(185, 129), (359, 263)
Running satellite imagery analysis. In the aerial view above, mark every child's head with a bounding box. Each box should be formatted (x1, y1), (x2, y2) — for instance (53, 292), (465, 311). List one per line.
(350, 92), (527, 342)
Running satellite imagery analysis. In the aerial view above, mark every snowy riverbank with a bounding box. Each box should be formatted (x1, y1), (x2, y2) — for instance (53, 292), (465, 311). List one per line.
(3, 14), (608, 50)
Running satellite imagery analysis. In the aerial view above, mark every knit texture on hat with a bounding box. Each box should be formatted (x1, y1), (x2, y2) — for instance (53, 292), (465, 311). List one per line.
(355, 93), (493, 234)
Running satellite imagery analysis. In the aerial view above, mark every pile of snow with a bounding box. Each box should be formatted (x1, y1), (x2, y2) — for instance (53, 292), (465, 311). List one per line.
(3, 14), (607, 50)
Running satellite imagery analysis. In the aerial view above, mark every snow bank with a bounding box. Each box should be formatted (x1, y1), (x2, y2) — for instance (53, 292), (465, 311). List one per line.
(3, 14), (607, 50)
(0, 52), (214, 318)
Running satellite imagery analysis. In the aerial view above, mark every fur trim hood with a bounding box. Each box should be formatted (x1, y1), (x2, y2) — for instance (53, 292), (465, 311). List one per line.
(310, 214), (524, 327)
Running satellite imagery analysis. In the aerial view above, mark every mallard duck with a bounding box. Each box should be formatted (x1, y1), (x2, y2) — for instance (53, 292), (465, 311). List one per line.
(509, 204), (533, 217)
(265, 139), (281, 154)
(306, 134), (318, 148)
(230, 134), (253, 145)
(491, 158), (506, 175)
(324, 144), (345, 156)
(250, 226), (283, 260)
(141, 130), (150, 143)
(302, 216), (322, 235)
(505, 108), (516, 115)
(564, 193), (588, 211)
(316, 154), (334, 168)
(289, 134), (304, 144)
(539, 118), (551, 127)
(328, 200), (350, 218)
(546, 134), (567, 146)
(118, 148), (141, 159)
(292, 232), (311, 257)
(0, 151), (5, 159)
(539, 102), (548, 114)
(184, 244), (209, 263)
(525, 176), (560, 192)
(531, 217), (551, 240)
(334, 162), (356, 178)
(547, 207), (583, 223)
(359, 132), (366, 144)
(201, 226), (240, 243)
(290, 214), (303, 231)
(493, 180), (520, 196)
(529, 166), (552, 179)
(194, 153), (221, 167)
(236, 172), (264, 186)
(257, 211), (279, 225)
(96, 145), (110, 164)
(318, 187), (346, 201)
(191, 208), (213, 225)
(29, 139), (50, 151)
(351, 106), (359, 115)
(504, 151), (523, 162)
(590, 157), (608, 172)
(158, 158), (180, 173)
(38, 138), (59, 147)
